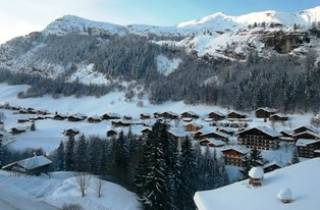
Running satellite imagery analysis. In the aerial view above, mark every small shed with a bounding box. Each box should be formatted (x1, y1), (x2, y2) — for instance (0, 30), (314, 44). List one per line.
(2, 155), (52, 175)
(255, 107), (278, 118)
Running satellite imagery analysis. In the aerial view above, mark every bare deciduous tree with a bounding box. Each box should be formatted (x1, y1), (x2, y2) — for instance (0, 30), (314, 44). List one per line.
(97, 178), (103, 198)
(76, 173), (91, 197)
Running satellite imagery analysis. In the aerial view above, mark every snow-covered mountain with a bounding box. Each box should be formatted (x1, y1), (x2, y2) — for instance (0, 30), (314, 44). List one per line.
(43, 6), (320, 36)
(0, 6), (319, 81)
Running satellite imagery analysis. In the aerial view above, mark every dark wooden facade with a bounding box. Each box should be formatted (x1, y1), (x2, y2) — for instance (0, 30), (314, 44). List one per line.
(222, 149), (247, 167)
(180, 112), (199, 119)
(227, 111), (246, 119)
(208, 112), (225, 121)
(296, 139), (320, 158)
(238, 128), (279, 150)
(255, 108), (277, 118)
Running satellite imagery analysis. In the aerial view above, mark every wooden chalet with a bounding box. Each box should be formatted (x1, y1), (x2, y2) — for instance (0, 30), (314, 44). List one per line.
(208, 111), (225, 121)
(53, 113), (68, 120)
(158, 111), (179, 120)
(221, 147), (248, 167)
(11, 127), (26, 135)
(68, 114), (86, 122)
(87, 116), (102, 123)
(296, 139), (320, 158)
(17, 119), (30, 123)
(111, 120), (131, 127)
(107, 129), (118, 138)
(255, 107), (278, 119)
(201, 130), (229, 142)
(184, 123), (202, 132)
(180, 111), (199, 119)
(102, 113), (121, 120)
(238, 126), (280, 150)
(269, 114), (288, 122)
(227, 111), (246, 119)
(280, 130), (295, 142)
(294, 130), (320, 140)
(63, 128), (80, 137)
(123, 115), (133, 120)
(140, 113), (151, 120)
(293, 126), (316, 135)
(2, 155), (52, 175)
(263, 162), (282, 173)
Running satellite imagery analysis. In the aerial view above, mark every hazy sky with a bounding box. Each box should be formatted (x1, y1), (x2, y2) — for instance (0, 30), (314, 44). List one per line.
(1, 0), (319, 43)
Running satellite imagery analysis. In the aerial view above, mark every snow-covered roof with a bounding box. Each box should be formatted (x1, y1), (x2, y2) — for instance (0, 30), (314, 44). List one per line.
(256, 107), (278, 113)
(263, 161), (283, 169)
(208, 139), (225, 147)
(221, 146), (248, 155)
(296, 139), (320, 147)
(194, 158), (320, 210)
(17, 156), (52, 170)
(249, 167), (264, 179)
(294, 130), (320, 139)
(237, 126), (279, 138)
(293, 125), (318, 134)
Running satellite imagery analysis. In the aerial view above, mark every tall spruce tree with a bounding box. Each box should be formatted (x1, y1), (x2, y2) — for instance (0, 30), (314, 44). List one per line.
(75, 135), (88, 172)
(112, 131), (129, 181)
(56, 141), (65, 170)
(180, 136), (197, 210)
(64, 136), (76, 171)
(136, 121), (171, 210)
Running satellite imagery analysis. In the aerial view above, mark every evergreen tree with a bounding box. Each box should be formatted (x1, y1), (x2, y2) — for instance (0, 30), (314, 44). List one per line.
(291, 148), (300, 164)
(56, 141), (65, 170)
(136, 121), (170, 210)
(30, 121), (36, 131)
(74, 135), (88, 172)
(180, 136), (197, 210)
(249, 147), (263, 167)
(64, 136), (76, 171)
(100, 139), (112, 177)
(88, 136), (103, 174)
(112, 131), (129, 181)
(0, 138), (3, 167)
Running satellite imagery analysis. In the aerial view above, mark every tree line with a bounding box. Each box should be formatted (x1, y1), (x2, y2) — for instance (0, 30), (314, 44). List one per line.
(48, 121), (229, 210)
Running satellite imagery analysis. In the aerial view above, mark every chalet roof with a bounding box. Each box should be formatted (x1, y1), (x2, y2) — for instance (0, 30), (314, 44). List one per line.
(237, 126), (279, 138)
(202, 130), (230, 139)
(221, 146), (248, 155)
(3, 156), (52, 171)
(228, 110), (246, 115)
(208, 111), (225, 116)
(169, 127), (189, 138)
(294, 130), (320, 139)
(181, 111), (198, 116)
(17, 155), (52, 170)
(263, 161), (283, 169)
(296, 138), (320, 147)
(256, 107), (278, 113)
(270, 113), (287, 118)
(293, 125), (317, 133)
(207, 139), (225, 147)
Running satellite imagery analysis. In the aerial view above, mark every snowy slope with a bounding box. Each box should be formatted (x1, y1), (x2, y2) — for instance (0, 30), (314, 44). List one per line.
(194, 158), (320, 210)
(0, 171), (140, 210)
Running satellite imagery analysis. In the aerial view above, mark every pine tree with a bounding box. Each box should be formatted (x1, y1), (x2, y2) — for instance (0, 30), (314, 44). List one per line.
(180, 136), (197, 210)
(0, 138), (4, 167)
(30, 121), (36, 131)
(249, 147), (263, 167)
(64, 136), (76, 171)
(56, 141), (65, 170)
(112, 131), (129, 181)
(74, 135), (88, 172)
(291, 148), (300, 164)
(136, 121), (170, 210)
(88, 137), (103, 174)
(100, 139), (112, 177)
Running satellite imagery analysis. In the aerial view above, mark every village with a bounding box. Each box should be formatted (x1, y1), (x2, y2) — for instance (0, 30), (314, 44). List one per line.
(1, 100), (320, 181)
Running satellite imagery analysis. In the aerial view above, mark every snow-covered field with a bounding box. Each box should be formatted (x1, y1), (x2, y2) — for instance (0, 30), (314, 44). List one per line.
(0, 171), (140, 210)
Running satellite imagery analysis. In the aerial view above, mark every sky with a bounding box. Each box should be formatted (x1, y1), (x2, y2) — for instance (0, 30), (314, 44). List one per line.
(0, 0), (319, 43)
